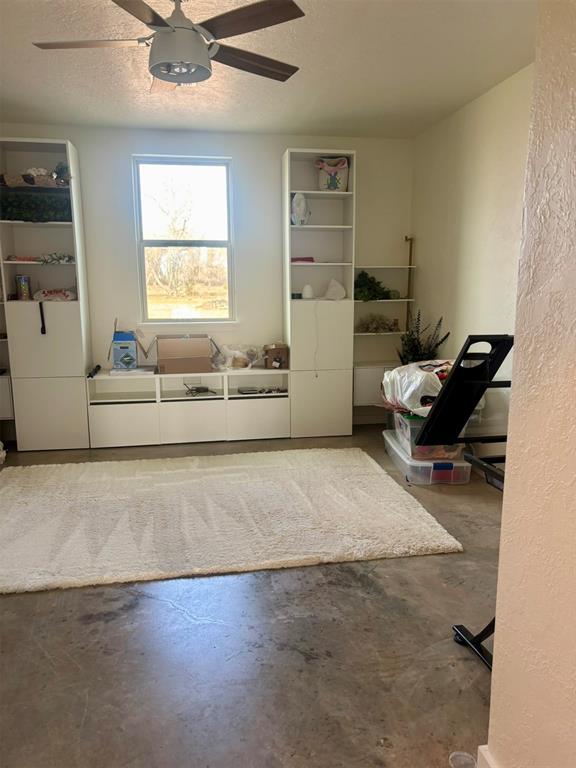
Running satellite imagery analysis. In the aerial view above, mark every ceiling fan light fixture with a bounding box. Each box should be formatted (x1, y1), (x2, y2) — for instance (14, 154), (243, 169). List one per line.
(149, 27), (211, 83)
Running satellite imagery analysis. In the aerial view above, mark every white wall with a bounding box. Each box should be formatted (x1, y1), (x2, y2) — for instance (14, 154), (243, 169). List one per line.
(479, 2), (576, 766)
(0, 123), (412, 367)
(411, 66), (533, 429)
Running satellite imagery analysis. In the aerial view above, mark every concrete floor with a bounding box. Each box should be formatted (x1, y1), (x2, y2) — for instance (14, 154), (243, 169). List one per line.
(0, 427), (501, 768)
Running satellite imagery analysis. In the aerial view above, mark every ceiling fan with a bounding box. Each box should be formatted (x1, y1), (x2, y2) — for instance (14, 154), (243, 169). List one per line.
(33, 0), (304, 89)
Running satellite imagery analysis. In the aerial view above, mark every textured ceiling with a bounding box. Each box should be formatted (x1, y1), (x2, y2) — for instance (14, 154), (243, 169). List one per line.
(0, 0), (536, 137)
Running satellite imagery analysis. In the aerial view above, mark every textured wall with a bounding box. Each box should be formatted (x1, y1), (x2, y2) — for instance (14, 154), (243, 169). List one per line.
(412, 66), (533, 431)
(478, 2), (576, 767)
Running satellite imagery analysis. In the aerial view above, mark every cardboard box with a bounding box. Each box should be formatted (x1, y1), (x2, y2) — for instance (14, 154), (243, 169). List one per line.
(156, 334), (213, 374)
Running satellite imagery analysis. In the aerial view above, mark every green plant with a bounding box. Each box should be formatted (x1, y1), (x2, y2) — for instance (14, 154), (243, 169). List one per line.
(354, 270), (395, 301)
(398, 310), (450, 364)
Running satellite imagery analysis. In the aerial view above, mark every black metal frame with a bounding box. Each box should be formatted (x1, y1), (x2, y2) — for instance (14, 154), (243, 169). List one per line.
(413, 334), (514, 671)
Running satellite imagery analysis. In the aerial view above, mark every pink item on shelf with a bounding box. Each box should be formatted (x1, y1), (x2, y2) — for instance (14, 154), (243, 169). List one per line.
(33, 288), (77, 301)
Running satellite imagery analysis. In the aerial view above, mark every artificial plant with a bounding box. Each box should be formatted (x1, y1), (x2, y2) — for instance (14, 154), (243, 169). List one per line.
(354, 270), (399, 301)
(397, 310), (450, 364)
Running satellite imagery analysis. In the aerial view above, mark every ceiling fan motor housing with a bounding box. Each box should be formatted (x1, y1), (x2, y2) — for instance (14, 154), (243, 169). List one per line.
(149, 27), (212, 83)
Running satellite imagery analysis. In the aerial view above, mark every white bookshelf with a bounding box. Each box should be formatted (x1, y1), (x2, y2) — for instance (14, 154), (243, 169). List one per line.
(283, 149), (356, 437)
(0, 138), (90, 450)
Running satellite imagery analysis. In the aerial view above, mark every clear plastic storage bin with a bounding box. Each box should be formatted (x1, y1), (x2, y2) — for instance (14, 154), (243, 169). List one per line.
(384, 430), (471, 485)
(394, 411), (463, 460)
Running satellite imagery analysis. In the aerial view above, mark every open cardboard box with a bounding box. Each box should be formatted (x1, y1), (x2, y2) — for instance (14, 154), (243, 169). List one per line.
(156, 334), (214, 374)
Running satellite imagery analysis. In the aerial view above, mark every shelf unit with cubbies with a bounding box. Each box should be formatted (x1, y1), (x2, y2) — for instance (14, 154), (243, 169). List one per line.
(86, 368), (290, 448)
(283, 149), (356, 437)
(352, 252), (416, 422)
(0, 138), (91, 450)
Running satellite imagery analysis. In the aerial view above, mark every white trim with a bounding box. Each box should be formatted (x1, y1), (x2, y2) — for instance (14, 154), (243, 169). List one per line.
(478, 745), (501, 768)
(132, 155), (236, 324)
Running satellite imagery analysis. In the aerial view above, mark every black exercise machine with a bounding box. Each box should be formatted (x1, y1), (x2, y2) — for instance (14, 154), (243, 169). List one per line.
(414, 334), (514, 670)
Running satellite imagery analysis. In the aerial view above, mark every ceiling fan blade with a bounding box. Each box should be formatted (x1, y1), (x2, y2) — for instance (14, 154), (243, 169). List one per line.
(111, 0), (171, 28)
(200, 0), (304, 40)
(34, 39), (143, 49)
(212, 44), (298, 81)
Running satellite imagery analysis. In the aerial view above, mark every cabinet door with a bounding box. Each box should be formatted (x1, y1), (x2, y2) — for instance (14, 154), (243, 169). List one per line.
(0, 376), (14, 420)
(227, 398), (290, 440)
(290, 370), (353, 437)
(6, 301), (84, 378)
(12, 377), (89, 450)
(89, 403), (160, 448)
(290, 301), (353, 371)
(159, 401), (227, 444)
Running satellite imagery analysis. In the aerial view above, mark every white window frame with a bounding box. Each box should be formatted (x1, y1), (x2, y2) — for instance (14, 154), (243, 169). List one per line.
(133, 155), (235, 323)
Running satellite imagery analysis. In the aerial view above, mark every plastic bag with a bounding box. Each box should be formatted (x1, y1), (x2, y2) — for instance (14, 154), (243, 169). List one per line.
(382, 360), (485, 418)
(382, 360), (452, 417)
(213, 344), (261, 370)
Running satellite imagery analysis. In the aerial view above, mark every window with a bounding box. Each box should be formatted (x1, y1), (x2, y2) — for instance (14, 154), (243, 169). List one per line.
(134, 157), (233, 321)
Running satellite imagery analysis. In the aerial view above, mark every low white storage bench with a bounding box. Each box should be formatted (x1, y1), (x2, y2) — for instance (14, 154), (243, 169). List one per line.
(86, 369), (290, 448)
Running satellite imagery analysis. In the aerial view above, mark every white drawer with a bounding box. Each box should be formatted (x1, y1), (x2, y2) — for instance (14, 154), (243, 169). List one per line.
(159, 400), (227, 444)
(226, 398), (290, 440)
(89, 403), (159, 448)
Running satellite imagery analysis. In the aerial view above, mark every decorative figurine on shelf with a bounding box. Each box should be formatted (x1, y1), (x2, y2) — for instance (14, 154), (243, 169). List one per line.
(323, 278), (346, 300)
(291, 192), (310, 225)
(302, 284), (315, 299)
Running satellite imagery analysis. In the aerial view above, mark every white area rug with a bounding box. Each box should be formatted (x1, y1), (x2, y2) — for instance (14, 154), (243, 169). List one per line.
(0, 448), (462, 593)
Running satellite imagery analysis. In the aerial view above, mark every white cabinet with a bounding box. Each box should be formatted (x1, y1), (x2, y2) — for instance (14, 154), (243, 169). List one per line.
(0, 376), (13, 420)
(0, 138), (90, 451)
(5, 301), (84, 378)
(353, 365), (388, 406)
(290, 370), (353, 437)
(159, 400), (227, 444)
(290, 300), (354, 371)
(12, 377), (89, 450)
(89, 403), (159, 448)
(227, 398), (290, 440)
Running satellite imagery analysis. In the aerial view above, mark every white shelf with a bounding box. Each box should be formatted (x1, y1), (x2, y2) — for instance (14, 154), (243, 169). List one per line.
(354, 359), (399, 368)
(227, 367), (289, 376)
(2, 260), (75, 266)
(290, 190), (353, 199)
(291, 261), (353, 267)
(89, 392), (156, 404)
(4, 299), (78, 303)
(228, 389), (288, 399)
(354, 332), (403, 336)
(354, 298), (414, 303)
(291, 225), (353, 231)
(0, 220), (72, 227)
(355, 265), (415, 269)
(160, 393), (224, 402)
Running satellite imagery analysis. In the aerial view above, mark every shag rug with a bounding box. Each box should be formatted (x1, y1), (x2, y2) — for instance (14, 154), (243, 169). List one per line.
(0, 448), (462, 594)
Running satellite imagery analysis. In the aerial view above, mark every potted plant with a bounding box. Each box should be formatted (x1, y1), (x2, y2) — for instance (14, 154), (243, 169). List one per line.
(398, 310), (450, 364)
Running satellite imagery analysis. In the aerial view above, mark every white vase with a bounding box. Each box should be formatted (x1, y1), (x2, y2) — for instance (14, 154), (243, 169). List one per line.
(302, 284), (315, 299)
(291, 193), (310, 225)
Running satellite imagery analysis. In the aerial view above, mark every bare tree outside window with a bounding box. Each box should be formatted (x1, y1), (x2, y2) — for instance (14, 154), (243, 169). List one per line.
(135, 159), (233, 321)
